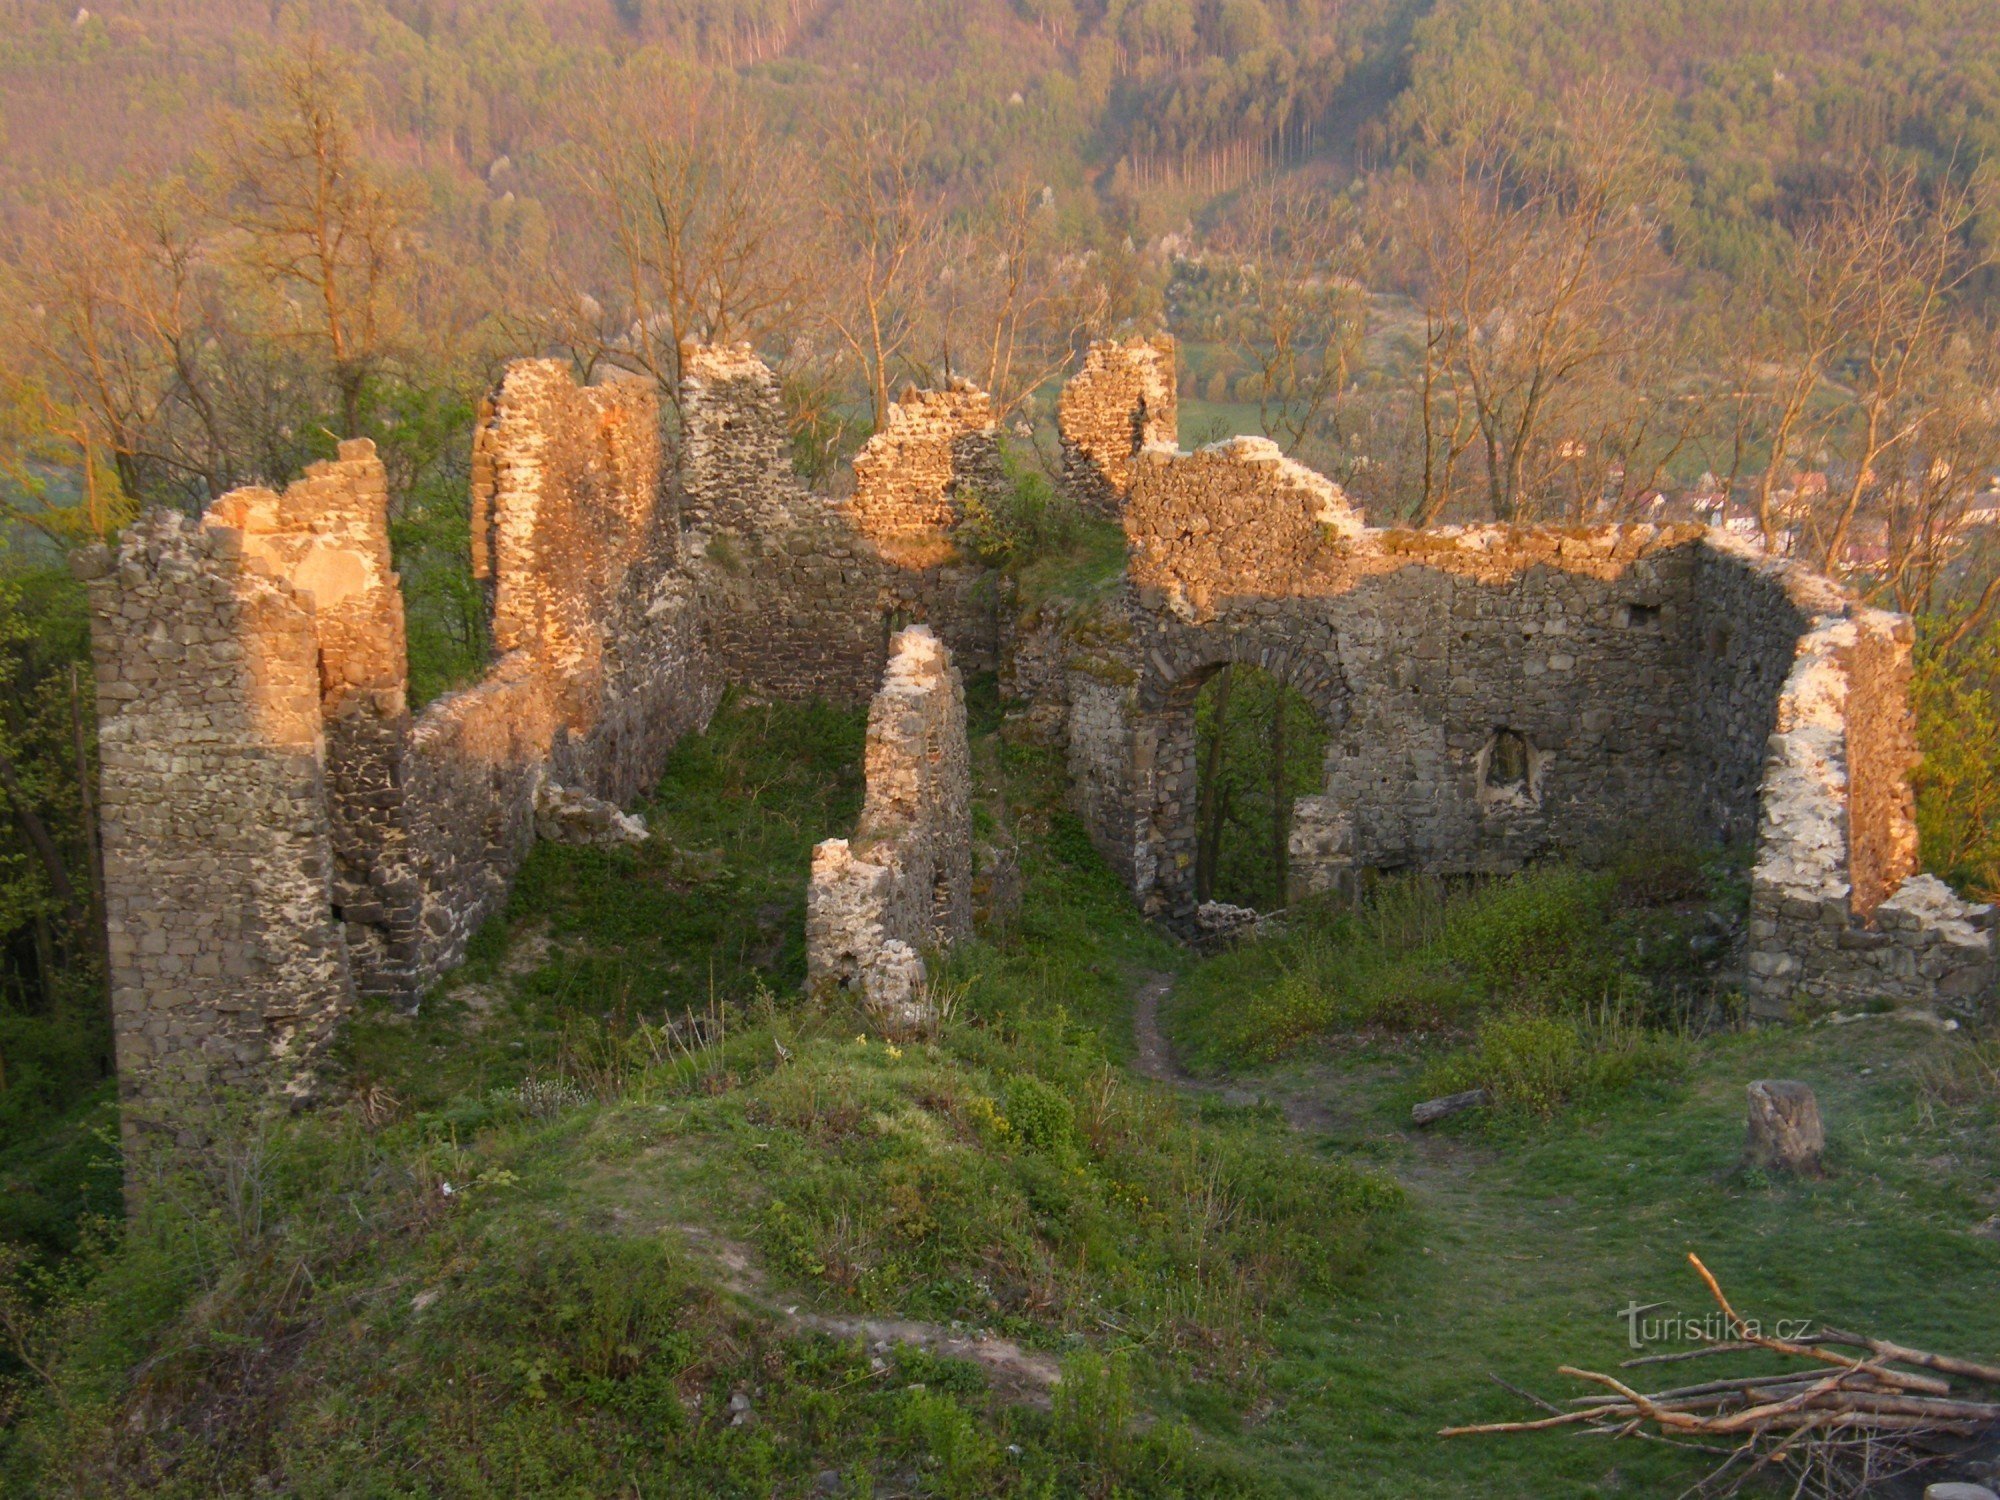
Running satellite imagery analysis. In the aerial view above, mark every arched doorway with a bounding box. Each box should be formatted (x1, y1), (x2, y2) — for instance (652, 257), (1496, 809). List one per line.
(1130, 627), (1348, 928)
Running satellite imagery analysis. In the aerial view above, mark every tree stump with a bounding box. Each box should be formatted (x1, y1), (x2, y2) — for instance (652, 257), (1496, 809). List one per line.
(1745, 1080), (1826, 1176)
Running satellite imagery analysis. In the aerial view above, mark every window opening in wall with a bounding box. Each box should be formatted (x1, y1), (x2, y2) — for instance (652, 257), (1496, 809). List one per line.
(1193, 663), (1328, 909)
(1623, 602), (1662, 628)
(1485, 728), (1531, 791)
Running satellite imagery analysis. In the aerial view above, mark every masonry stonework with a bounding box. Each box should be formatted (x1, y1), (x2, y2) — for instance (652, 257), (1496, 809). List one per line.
(682, 344), (999, 704)
(1057, 334), (1177, 514)
(82, 333), (1991, 1124)
(1015, 391), (1993, 1013)
(78, 504), (351, 1110)
(806, 626), (972, 1029)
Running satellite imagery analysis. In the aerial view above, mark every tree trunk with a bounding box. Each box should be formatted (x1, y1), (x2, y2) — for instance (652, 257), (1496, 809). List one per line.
(1745, 1079), (1826, 1176)
(0, 746), (82, 931)
(1268, 694), (1287, 907)
(1195, 665), (1233, 901)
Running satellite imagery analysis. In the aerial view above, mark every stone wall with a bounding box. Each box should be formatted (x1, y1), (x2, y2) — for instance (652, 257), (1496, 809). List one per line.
(806, 626), (972, 1028)
(1057, 334), (1176, 514)
(77, 505), (351, 1110)
(84, 366), (719, 1102)
(1743, 610), (1992, 1015)
(849, 380), (1004, 568)
(205, 444), (419, 1000)
(682, 344), (999, 705)
(82, 329), (1992, 1123)
(1009, 431), (1992, 1013)
(403, 362), (717, 985)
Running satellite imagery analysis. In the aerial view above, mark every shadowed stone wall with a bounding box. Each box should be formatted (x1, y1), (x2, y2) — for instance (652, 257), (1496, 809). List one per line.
(77, 504), (352, 1111)
(806, 626), (971, 1028)
(1010, 388), (1992, 1014)
(681, 344), (999, 704)
(1058, 334), (1176, 515)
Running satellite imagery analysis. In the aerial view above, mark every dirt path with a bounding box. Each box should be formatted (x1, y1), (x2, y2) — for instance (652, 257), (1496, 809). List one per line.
(672, 1224), (1062, 1406)
(1132, 970), (1341, 1133)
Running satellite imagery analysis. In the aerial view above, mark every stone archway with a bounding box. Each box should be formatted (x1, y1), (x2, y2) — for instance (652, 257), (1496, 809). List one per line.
(1130, 621), (1349, 928)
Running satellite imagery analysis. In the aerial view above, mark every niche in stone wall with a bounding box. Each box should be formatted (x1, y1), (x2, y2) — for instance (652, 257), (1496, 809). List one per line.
(1477, 727), (1546, 813)
(1619, 602), (1663, 630)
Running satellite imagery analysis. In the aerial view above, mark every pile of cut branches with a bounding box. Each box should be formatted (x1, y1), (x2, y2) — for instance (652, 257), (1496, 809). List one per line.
(1444, 1253), (2000, 1498)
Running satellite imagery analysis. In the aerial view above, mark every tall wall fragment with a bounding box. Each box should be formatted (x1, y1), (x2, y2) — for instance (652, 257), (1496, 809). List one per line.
(680, 344), (1000, 703)
(77, 503), (352, 1109)
(806, 626), (972, 1030)
(407, 360), (715, 983)
(206, 443), (418, 999)
(1057, 335), (1177, 514)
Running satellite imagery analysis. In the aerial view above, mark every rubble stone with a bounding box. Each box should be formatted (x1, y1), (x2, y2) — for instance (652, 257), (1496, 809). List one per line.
(806, 626), (972, 1031)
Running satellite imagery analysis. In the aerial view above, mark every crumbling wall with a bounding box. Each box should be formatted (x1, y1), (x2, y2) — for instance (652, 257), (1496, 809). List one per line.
(1058, 335), (1176, 514)
(85, 366), (719, 1106)
(205, 443), (419, 999)
(1086, 437), (1706, 923)
(806, 626), (972, 1028)
(77, 508), (351, 1106)
(1685, 537), (1846, 846)
(681, 345), (999, 704)
(849, 380), (1004, 567)
(1744, 611), (1990, 1015)
(1011, 432), (1991, 1013)
(405, 361), (716, 984)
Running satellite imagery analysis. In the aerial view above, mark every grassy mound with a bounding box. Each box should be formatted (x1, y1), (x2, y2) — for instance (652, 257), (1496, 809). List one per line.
(0, 694), (1397, 1497)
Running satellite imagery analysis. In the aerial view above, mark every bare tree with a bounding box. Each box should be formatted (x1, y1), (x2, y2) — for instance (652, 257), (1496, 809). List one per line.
(1795, 166), (1987, 573)
(1218, 183), (1368, 459)
(535, 64), (811, 400)
(1404, 82), (1679, 521)
(213, 36), (412, 438)
(922, 174), (1111, 421)
(821, 112), (944, 427)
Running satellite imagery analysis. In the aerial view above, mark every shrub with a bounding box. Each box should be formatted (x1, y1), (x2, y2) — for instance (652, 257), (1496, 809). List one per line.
(1001, 1074), (1077, 1160)
(1420, 998), (1690, 1121)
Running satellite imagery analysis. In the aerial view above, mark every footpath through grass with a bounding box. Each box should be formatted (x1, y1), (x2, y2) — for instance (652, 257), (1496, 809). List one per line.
(4, 687), (1998, 1497)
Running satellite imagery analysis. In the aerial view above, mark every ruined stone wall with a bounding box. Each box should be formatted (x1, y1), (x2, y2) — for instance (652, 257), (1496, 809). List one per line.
(404, 361), (716, 984)
(849, 381), (1004, 567)
(1007, 431), (1991, 1013)
(1842, 614), (1923, 921)
(806, 626), (971, 1027)
(86, 366), (719, 1103)
(1087, 438), (1708, 922)
(1058, 335), (1177, 515)
(77, 509), (350, 1106)
(1685, 538), (1845, 847)
(682, 345), (999, 705)
(1743, 611), (1990, 1015)
(205, 443), (419, 1000)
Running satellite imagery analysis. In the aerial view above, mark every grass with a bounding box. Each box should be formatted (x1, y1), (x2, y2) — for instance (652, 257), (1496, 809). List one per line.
(1188, 1019), (2000, 1496)
(0, 693), (1397, 1497)
(1167, 847), (1746, 1076)
(4, 692), (1998, 1496)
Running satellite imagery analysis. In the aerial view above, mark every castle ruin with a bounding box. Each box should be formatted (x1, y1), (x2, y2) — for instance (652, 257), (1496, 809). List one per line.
(79, 334), (1995, 1120)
